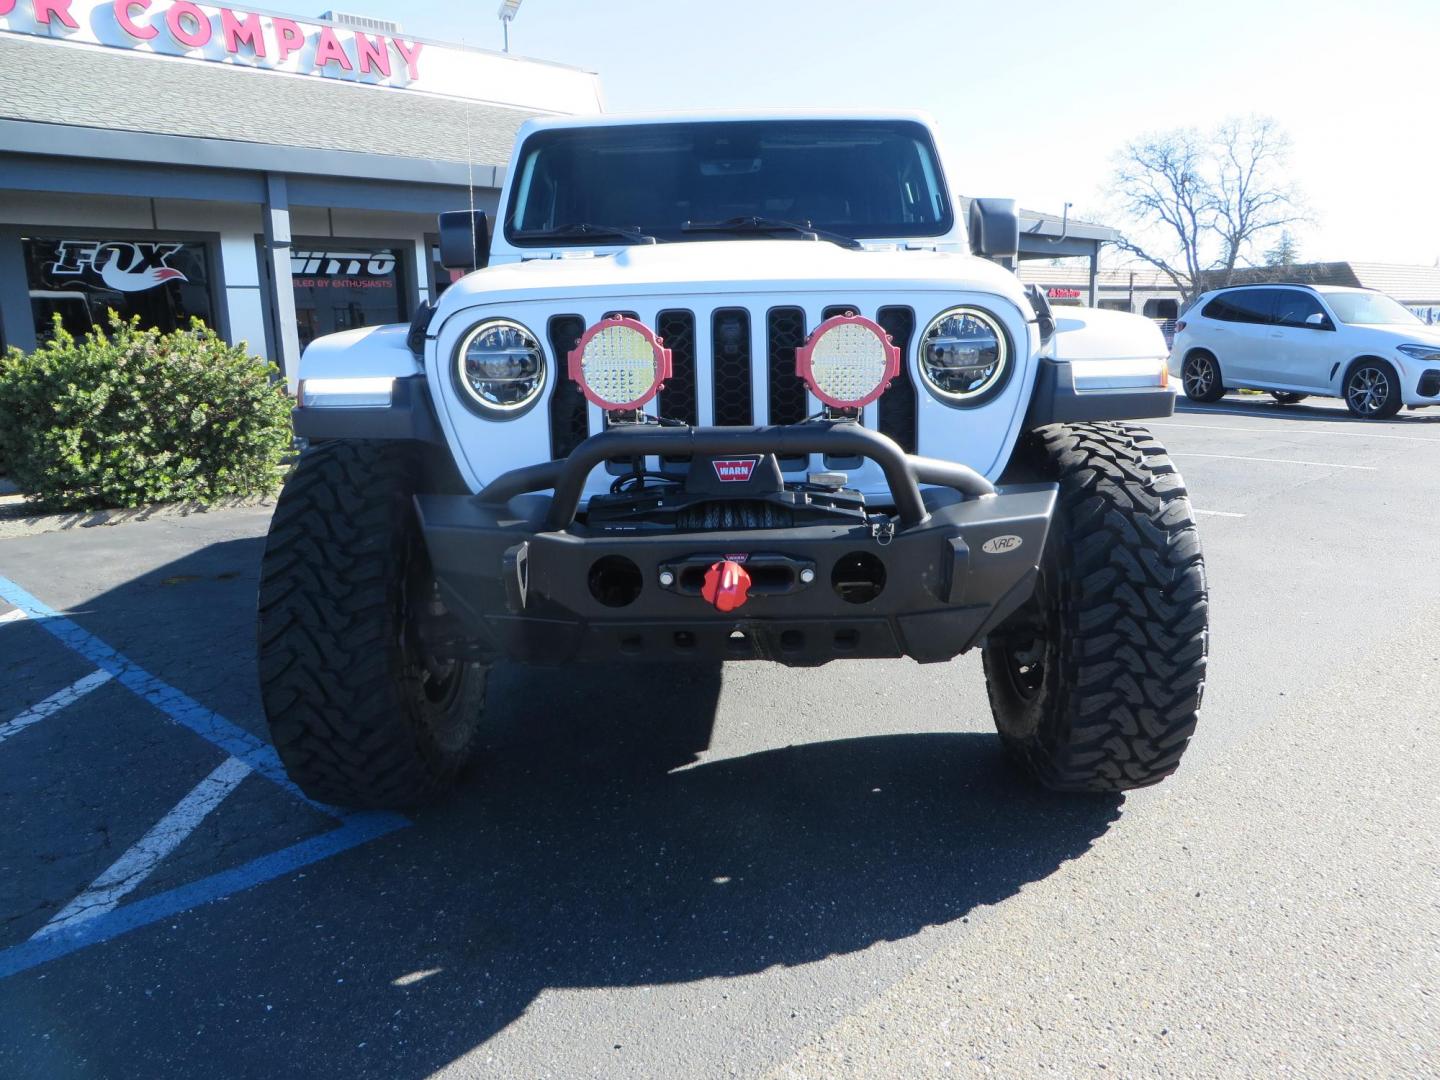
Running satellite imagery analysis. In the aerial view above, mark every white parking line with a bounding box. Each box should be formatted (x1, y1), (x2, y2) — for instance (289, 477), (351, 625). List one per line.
(1194, 509), (1246, 518)
(32, 755), (254, 939)
(1172, 452), (1378, 470)
(0, 669), (114, 746)
(1, 608), (28, 624)
(1160, 417), (1440, 443)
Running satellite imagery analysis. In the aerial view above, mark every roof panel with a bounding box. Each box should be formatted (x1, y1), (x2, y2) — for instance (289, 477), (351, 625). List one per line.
(0, 34), (538, 169)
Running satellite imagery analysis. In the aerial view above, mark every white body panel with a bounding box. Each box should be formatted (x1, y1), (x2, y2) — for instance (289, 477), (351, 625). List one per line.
(424, 239), (1037, 498)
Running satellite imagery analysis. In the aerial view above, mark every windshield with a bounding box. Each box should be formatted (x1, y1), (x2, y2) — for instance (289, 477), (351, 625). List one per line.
(505, 120), (952, 245)
(1324, 291), (1421, 325)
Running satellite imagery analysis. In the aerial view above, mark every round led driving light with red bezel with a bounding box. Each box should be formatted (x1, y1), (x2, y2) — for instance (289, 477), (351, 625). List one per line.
(567, 315), (673, 411)
(794, 313), (901, 409)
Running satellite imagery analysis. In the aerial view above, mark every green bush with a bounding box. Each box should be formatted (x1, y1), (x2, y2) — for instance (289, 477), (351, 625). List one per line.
(0, 314), (293, 511)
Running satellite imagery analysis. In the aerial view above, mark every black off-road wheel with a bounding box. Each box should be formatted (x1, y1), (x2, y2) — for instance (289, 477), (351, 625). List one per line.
(981, 423), (1208, 792)
(257, 440), (488, 808)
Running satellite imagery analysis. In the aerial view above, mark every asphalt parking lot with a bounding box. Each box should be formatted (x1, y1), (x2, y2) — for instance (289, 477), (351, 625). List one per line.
(2, 394), (1437, 1079)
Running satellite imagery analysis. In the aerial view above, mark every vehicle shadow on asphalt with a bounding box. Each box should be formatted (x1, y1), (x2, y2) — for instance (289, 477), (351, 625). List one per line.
(1, 533), (1124, 1078)
(1178, 399), (1440, 424)
(307, 662), (1125, 1075)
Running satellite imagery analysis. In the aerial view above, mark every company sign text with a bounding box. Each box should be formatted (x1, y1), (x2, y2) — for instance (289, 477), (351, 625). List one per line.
(1, 0), (424, 83)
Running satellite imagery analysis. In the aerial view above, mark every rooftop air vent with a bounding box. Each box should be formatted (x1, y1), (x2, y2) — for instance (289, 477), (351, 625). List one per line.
(319, 10), (402, 35)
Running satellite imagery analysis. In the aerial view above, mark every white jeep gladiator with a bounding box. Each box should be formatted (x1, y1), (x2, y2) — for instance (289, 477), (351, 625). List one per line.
(259, 111), (1208, 808)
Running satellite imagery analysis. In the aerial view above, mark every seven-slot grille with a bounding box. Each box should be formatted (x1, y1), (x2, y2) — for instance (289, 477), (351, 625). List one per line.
(548, 304), (920, 459)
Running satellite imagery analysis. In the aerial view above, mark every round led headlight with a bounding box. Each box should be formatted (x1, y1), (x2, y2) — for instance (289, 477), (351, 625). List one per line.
(919, 307), (1011, 405)
(567, 315), (672, 410)
(795, 313), (901, 409)
(454, 319), (547, 418)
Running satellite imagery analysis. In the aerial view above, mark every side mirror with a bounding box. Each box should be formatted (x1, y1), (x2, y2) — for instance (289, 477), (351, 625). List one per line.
(1305, 312), (1330, 328)
(968, 198), (1020, 261)
(439, 210), (491, 273)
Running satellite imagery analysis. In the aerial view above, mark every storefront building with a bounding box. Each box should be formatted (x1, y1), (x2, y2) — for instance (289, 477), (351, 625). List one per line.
(0, 1), (602, 383)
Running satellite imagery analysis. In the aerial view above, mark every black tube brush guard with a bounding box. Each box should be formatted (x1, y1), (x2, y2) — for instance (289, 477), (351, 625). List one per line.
(476, 420), (996, 530)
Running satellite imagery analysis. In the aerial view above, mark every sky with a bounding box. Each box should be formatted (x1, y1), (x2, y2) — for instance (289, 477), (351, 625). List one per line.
(390, 0), (1439, 268)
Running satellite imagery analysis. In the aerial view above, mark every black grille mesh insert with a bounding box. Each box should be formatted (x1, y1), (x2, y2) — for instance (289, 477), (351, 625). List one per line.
(656, 310), (698, 425)
(547, 314), (588, 460)
(711, 308), (753, 426)
(766, 307), (809, 426)
(875, 306), (918, 453)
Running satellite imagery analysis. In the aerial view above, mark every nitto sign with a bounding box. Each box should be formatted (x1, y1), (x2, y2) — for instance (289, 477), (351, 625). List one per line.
(291, 250), (397, 276)
(0, 0), (424, 84)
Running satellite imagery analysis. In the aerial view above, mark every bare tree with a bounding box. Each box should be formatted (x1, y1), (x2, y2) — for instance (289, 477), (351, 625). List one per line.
(1109, 116), (1304, 303)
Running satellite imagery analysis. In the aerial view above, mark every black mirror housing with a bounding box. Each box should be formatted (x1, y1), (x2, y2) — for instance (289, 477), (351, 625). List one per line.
(968, 198), (1020, 261)
(439, 210), (491, 272)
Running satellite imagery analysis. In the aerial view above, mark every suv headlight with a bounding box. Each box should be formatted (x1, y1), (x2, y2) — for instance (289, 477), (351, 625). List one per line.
(918, 306), (1011, 405)
(454, 319), (548, 417)
(1397, 344), (1440, 362)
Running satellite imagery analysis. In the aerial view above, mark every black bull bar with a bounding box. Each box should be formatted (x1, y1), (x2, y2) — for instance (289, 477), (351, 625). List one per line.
(416, 422), (1058, 666)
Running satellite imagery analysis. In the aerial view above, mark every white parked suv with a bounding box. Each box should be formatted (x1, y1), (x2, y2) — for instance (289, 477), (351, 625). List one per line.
(1171, 283), (1440, 418)
(260, 111), (1209, 808)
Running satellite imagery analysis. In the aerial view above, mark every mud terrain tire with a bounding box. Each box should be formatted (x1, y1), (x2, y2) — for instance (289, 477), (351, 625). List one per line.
(981, 423), (1208, 791)
(258, 441), (487, 808)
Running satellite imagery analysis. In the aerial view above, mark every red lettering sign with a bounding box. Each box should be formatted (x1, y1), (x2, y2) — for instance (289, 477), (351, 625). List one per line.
(712, 458), (760, 483)
(220, 7), (264, 56)
(272, 16), (303, 62)
(392, 37), (422, 80)
(1047, 287), (1082, 299)
(313, 26), (352, 70)
(35, 0), (79, 27)
(165, 0), (210, 47)
(112, 0), (156, 37)
(355, 32), (389, 76)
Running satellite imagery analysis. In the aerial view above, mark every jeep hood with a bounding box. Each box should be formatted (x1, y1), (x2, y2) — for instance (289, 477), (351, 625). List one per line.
(436, 240), (1030, 315)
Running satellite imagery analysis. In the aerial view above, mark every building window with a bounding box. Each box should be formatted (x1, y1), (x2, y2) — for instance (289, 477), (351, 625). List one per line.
(291, 244), (407, 349)
(23, 237), (214, 343)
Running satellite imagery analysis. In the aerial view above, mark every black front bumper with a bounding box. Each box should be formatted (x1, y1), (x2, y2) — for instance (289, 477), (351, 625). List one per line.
(417, 423), (1057, 666)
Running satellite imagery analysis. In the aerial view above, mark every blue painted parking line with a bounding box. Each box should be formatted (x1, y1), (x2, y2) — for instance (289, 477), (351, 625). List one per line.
(0, 573), (411, 980)
(0, 812), (406, 980)
(0, 573), (309, 802)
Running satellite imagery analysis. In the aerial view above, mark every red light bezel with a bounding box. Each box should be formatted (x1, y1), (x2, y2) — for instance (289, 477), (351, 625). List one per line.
(566, 315), (673, 411)
(794, 313), (901, 410)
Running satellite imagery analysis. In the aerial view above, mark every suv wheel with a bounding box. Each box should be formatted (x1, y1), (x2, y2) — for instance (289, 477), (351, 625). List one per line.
(1181, 352), (1226, 403)
(1270, 391), (1307, 405)
(981, 423), (1208, 791)
(257, 441), (488, 808)
(1344, 361), (1402, 419)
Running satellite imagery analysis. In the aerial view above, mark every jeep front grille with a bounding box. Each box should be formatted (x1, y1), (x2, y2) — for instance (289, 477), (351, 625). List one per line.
(711, 308), (753, 426)
(547, 314), (589, 459)
(544, 303), (920, 459)
(875, 306), (918, 453)
(656, 310), (698, 426)
(766, 307), (809, 427)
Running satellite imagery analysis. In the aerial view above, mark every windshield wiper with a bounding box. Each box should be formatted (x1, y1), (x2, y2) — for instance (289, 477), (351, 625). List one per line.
(681, 216), (863, 251)
(514, 222), (658, 245)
